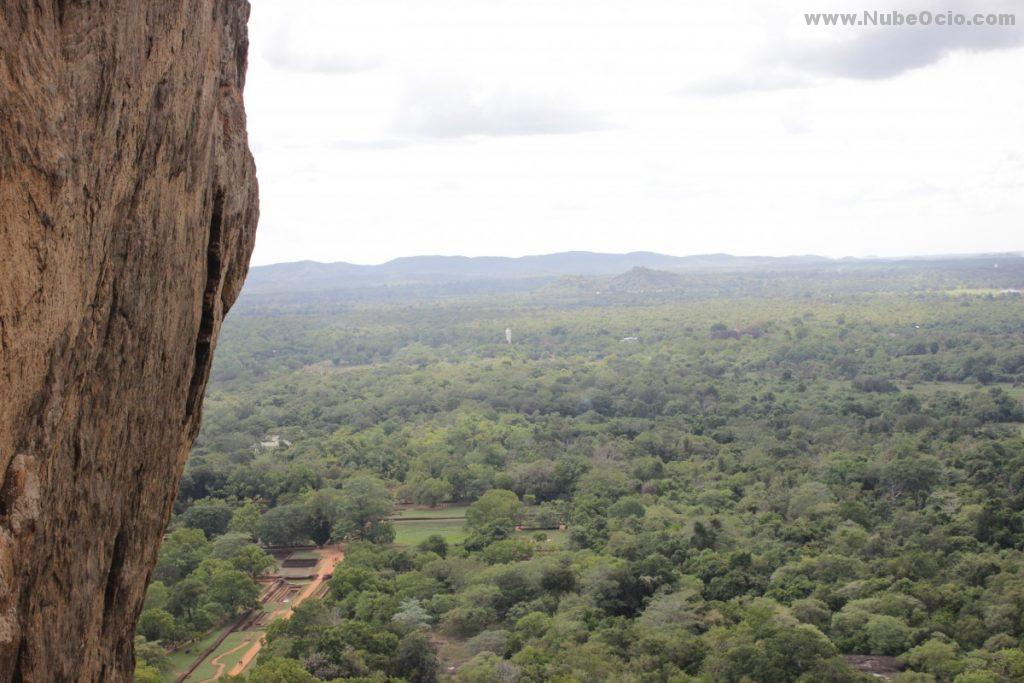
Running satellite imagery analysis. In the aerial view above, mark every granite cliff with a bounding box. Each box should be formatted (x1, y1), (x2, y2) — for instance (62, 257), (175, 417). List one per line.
(0, 1), (258, 680)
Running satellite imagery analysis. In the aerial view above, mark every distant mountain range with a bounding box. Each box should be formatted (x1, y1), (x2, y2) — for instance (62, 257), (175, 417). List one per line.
(243, 251), (835, 293)
(233, 251), (1024, 309)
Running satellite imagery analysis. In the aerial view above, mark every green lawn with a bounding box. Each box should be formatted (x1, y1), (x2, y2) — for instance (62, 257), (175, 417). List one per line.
(392, 520), (568, 549)
(945, 288), (1021, 297)
(286, 550), (320, 560)
(164, 623), (234, 682)
(390, 504), (469, 519)
(182, 630), (258, 682)
(903, 381), (1024, 401)
(261, 598), (286, 613)
(393, 519), (467, 546)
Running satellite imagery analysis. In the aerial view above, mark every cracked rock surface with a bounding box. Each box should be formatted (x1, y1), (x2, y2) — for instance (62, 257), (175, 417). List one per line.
(0, 2), (258, 680)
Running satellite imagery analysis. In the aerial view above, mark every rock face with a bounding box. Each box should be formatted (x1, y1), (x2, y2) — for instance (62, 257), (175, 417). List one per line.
(0, 2), (258, 680)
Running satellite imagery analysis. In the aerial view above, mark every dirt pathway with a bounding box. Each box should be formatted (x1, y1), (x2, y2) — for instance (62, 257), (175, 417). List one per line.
(226, 546), (344, 676)
(199, 638), (253, 683)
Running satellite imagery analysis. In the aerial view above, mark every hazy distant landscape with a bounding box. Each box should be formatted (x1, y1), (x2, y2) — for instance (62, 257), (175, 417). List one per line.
(243, 251), (1024, 292)
(242, 252), (832, 292)
(236, 252), (1024, 310)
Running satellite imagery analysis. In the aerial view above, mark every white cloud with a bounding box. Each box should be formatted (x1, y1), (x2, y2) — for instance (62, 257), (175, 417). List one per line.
(263, 33), (380, 75)
(680, 70), (813, 97)
(683, 0), (1024, 95)
(790, 2), (1024, 80)
(392, 81), (609, 138)
(252, 0), (384, 74)
(242, 0), (1024, 266)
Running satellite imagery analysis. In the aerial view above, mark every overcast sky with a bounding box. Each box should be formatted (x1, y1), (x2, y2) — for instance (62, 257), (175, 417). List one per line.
(245, 0), (1023, 266)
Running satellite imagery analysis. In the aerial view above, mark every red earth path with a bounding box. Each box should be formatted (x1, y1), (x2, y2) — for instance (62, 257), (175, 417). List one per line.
(226, 545), (344, 676)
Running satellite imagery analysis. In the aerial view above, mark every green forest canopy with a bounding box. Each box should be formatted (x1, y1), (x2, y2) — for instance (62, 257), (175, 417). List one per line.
(143, 258), (1024, 682)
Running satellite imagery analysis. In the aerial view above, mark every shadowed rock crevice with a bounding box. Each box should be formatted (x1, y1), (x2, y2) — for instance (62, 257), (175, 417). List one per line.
(185, 188), (226, 422)
(0, 1), (259, 680)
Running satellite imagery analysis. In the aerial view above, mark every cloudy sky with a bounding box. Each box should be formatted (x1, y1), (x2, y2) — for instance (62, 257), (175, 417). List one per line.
(245, 0), (1023, 266)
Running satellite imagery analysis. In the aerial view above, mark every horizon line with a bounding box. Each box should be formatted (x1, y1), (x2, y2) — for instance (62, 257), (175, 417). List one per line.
(249, 249), (1024, 270)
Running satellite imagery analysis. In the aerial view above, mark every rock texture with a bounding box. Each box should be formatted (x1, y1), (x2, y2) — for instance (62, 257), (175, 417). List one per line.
(0, 2), (258, 680)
